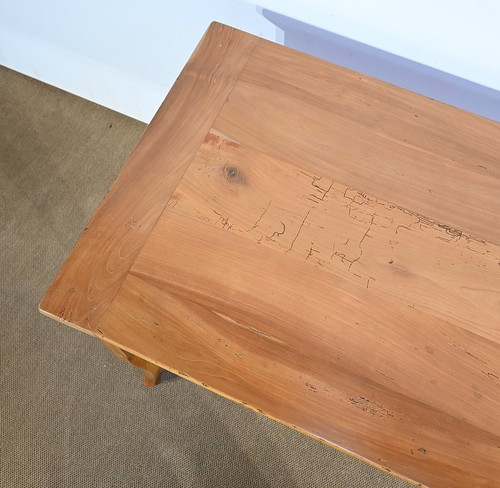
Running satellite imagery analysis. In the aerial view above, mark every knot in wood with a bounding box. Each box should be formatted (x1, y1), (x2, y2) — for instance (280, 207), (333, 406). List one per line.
(223, 164), (245, 184)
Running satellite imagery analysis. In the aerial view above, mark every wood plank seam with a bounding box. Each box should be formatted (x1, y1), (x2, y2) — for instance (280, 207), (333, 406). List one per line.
(39, 23), (261, 334)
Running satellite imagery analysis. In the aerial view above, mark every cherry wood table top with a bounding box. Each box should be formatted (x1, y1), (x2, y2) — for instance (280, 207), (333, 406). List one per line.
(40, 22), (500, 488)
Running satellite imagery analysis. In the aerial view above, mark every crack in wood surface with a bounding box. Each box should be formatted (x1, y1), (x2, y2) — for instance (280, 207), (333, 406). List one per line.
(167, 133), (500, 346)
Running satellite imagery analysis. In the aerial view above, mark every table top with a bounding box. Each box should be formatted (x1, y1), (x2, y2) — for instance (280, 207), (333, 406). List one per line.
(40, 22), (500, 488)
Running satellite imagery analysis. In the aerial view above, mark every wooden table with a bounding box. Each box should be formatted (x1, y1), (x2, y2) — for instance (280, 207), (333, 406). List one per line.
(39, 22), (500, 488)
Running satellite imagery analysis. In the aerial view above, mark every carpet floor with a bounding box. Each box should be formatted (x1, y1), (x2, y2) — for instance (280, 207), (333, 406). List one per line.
(0, 65), (413, 488)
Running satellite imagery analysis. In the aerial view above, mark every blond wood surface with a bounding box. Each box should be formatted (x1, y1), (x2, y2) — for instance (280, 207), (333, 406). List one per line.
(99, 134), (500, 487)
(39, 22), (259, 332)
(40, 22), (500, 488)
(169, 132), (500, 345)
(214, 42), (500, 245)
(101, 213), (500, 488)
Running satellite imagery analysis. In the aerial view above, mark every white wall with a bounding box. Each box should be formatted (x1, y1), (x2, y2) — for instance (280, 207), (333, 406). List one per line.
(0, 0), (278, 122)
(1, 0), (499, 122)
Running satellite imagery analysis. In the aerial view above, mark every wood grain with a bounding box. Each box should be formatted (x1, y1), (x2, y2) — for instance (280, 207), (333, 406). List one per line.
(39, 22), (259, 332)
(168, 132), (500, 345)
(40, 22), (500, 488)
(99, 211), (500, 488)
(213, 41), (500, 245)
(98, 128), (500, 487)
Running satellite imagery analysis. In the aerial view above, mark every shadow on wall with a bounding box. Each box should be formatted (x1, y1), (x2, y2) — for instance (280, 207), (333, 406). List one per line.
(261, 9), (500, 122)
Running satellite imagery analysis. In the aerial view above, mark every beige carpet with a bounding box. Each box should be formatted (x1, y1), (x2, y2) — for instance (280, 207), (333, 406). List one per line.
(0, 65), (414, 488)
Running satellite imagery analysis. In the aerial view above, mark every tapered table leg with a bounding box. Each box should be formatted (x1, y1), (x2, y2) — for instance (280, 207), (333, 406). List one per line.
(101, 340), (162, 386)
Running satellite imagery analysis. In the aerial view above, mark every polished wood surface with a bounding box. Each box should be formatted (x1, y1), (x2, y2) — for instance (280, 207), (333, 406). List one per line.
(39, 23), (259, 333)
(40, 22), (500, 488)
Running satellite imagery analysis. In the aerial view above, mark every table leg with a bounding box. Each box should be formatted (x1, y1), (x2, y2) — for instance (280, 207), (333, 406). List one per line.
(101, 341), (162, 386)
